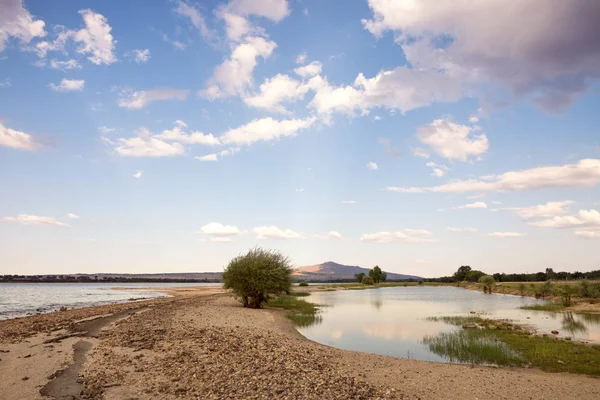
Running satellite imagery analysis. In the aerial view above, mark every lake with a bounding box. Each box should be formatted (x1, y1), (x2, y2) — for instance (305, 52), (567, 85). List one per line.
(298, 286), (600, 364)
(0, 282), (221, 320)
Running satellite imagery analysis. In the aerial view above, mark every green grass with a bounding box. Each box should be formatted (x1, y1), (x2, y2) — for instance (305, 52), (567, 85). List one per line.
(520, 303), (565, 312)
(423, 329), (523, 366)
(427, 315), (600, 376)
(266, 295), (323, 328)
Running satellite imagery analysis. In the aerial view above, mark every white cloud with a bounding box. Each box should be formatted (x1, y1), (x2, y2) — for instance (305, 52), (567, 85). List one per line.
(49, 59), (81, 70)
(508, 201), (574, 220)
(426, 161), (449, 177)
(314, 231), (342, 239)
(74, 10), (117, 65)
(294, 61), (322, 78)
(487, 232), (525, 238)
(66, 213), (80, 219)
(361, 229), (435, 244)
(367, 162), (378, 170)
(417, 119), (488, 162)
(491, 201), (502, 205)
(133, 170), (143, 179)
(200, 36), (276, 99)
(342, 200), (356, 204)
(219, 147), (240, 157)
(308, 67), (461, 118)
(118, 88), (190, 109)
(243, 74), (311, 113)
(455, 201), (487, 209)
(0, 78), (9, 87)
(33, 27), (72, 58)
(98, 126), (116, 134)
(362, 0), (600, 111)
(222, 0), (291, 23)
(114, 129), (185, 157)
(469, 115), (479, 124)
(0, 123), (40, 151)
(0, 0), (46, 52)
(221, 116), (316, 145)
(295, 188), (304, 193)
(200, 222), (241, 241)
(295, 52), (307, 64)
(154, 125), (221, 146)
(530, 209), (600, 240)
(411, 147), (430, 159)
(49, 78), (85, 92)
(2, 214), (69, 227)
(575, 230), (600, 240)
(175, 120), (187, 128)
(174, 1), (216, 41)
(126, 49), (150, 64)
(387, 159), (600, 194)
(195, 154), (218, 162)
(447, 227), (477, 233)
(254, 225), (302, 240)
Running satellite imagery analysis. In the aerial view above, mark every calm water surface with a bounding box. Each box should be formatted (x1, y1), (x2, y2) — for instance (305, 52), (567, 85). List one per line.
(298, 286), (600, 363)
(0, 282), (221, 320)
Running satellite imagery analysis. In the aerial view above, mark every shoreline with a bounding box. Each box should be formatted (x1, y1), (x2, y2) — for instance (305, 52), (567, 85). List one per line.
(1, 287), (599, 399)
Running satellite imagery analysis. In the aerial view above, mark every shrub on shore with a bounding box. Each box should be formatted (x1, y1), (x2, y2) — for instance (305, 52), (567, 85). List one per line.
(222, 247), (292, 309)
(479, 275), (496, 293)
(299, 281), (309, 287)
(362, 276), (374, 285)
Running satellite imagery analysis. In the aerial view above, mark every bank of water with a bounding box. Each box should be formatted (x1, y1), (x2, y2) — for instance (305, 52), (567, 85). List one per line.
(0, 282), (221, 320)
(297, 286), (600, 364)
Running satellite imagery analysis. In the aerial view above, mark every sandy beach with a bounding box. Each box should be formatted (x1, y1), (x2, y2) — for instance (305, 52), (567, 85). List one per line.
(0, 287), (598, 400)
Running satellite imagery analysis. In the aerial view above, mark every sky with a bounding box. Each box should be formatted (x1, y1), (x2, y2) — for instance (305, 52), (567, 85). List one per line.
(1, 0), (600, 278)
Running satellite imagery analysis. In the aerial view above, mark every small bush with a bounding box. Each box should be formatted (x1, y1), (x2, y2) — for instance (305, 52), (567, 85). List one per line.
(298, 281), (309, 287)
(362, 276), (375, 285)
(418, 280), (424, 285)
(479, 275), (496, 294)
(518, 283), (526, 296)
(557, 284), (577, 306)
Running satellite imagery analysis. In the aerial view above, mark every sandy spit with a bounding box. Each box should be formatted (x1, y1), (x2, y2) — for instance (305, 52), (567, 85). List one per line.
(0, 287), (598, 400)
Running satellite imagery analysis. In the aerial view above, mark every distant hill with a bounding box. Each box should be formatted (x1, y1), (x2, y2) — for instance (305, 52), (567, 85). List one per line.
(292, 261), (423, 282)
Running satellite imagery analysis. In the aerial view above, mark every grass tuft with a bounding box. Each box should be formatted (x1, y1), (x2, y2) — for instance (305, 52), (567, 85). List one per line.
(520, 303), (565, 312)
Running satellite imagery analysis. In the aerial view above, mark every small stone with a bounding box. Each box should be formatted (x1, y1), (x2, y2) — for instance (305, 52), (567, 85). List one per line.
(557, 360), (565, 364)
(551, 330), (559, 335)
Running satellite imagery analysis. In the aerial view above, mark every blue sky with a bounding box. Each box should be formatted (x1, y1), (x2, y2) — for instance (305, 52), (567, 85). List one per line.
(1, 0), (600, 277)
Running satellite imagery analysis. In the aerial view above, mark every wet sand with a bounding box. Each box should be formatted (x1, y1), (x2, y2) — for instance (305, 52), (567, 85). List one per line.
(0, 287), (598, 399)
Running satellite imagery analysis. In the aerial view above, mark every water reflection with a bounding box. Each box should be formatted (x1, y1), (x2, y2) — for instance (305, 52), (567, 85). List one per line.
(297, 286), (600, 364)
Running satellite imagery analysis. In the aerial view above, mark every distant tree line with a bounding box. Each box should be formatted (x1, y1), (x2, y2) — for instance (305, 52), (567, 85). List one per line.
(0, 275), (219, 283)
(428, 266), (600, 283)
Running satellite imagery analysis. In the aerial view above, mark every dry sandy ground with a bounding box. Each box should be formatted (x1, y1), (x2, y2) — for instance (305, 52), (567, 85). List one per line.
(0, 287), (599, 400)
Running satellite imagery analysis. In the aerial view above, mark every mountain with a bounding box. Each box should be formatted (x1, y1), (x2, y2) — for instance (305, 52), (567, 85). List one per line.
(292, 261), (423, 282)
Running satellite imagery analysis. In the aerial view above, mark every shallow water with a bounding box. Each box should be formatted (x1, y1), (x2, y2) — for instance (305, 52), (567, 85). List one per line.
(0, 282), (221, 319)
(298, 286), (600, 363)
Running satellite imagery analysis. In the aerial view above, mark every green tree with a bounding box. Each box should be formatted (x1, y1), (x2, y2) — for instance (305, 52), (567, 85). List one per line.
(466, 270), (486, 283)
(479, 275), (496, 293)
(545, 268), (555, 281)
(453, 266), (472, 281)
(222, 247), (292, 309)
(518, 283), (526, 296)
(362, 276), (374, 285)
(381, 272), (387, 282)
(369, 265), (384, 283)
(578, 279), (590, 297)
(557, 284), (577, 306)
(354, 272), (366, 283)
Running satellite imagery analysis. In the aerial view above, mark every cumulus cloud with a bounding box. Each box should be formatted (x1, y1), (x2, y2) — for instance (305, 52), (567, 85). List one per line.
(294, 61), (322, 78)
(2, 214), (69, 227)
(0, 122), (41, 151)
(195, 154), (218, 162)
(118, 88), (190, 109)
(362, 0), (600, 111)
(387, 159), (600, 193)
(74, 10), (117, 65)
(154, 125), (221, 146)
(426, 161), (449, 177)
(295, 52), (307, 64)
(49, 78), (85, 92)
(222, 0), (291, 23)
(367, 162), (378, 170)
(507, 201), (574, 220)
(66, 213), (80, 219)
(98, 126), (115, 134)
(243, 74), (313, 113)
(411, 147), (430, 159)
(49, 59), (81, 70)
(530, 209), (600, 240)
(113, 129), (185, 157)
(133, 170), (143, 179)
(455, 202), (487, 209)
(342, 200), (356, 204)
(126, 49), (150, 64)
(417, 119), (488, 162)
(254, 225), (302, 239)
(0, 0), (46, 52)
(487, 232), (525, 238)
(200, 222), (241, 241)
(221, 116), (316, 145)
(360, 229), (435, 244)
(200, 36), (276, 99)
(314, 231), (342, 239)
